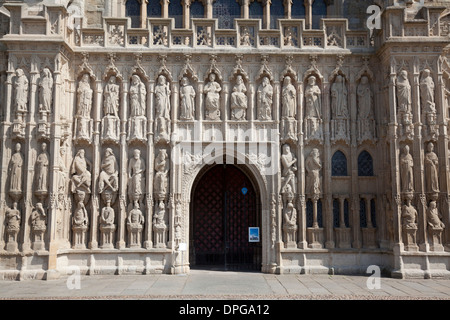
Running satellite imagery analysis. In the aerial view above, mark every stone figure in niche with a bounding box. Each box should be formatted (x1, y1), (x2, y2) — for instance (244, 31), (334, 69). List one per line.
(155, 75), (171, 119)
(305, 148), (322, 195)
(57, 147), (67, 194)
(6, 202), (21, 230)
(331, 75), (348, 119)
(401, 199), (417, 229)
(98, 148), (119, 194)
(104, 75), (120, 117)
(357, 76), (373, 120)
(38, 68), (53, 113)
(425, 142), (439, 194)
(73, 191), (88, 227)
(283, 202), (297, 230)
(427, 201), (445, 229)
(420, 69), (435, 114)
(280, 144), (297, 195)
(230, 75), (248, 121)
(204, 73), (221, 120)
(154, 149), (169, 198)
(129, 74), (146, 117)
(9, 143), (23, 194)
(35, 142), (50, 194)
(70, 149), (92, 194)
(305, 76), (322, 119)
(31, 202), (46, 229)
(282, 76), (296, 119)
(153, 201), (167, 229)
(128, 149), (146, 201)
(128, 200), (145, 225)
(14, 68), (29, 113)
(100, 201), (115, 227)
(400, 145), (414, 193)
(76, 74), (93, 118)
(179, 77), (196, 120)
(257, 76), (273, 120)
(397, 70), (411, 115)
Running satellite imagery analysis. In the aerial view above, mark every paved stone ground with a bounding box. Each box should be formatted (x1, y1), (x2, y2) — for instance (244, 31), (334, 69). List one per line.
(0, 270), (449, 300)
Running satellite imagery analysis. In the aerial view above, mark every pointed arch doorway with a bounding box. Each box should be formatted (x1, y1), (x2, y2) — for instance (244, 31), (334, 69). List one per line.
(190, 164), (262, 271)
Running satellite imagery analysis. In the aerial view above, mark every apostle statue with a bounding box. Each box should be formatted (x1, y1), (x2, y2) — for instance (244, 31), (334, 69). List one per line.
(70, 149), (92, 194)
(331, 75), (348, 119)
(76, 74), (93, 118)
(280, 144), (297, 195)
(154, 149), (169, 198)
(257, 76), (273, 120)
(14, 68), (29, 113)
(400, 145), (414, 193)
(179, 77), (196, 120)
(281, 76), (296, 119)
(305, 148), (322, 195)
(230, 75), (248, 121)
(104, 75), (120, 117)
(357, 76), (373, 121)
(155, 74), (171, 119)
(128, 149), (146, 201)
(38, 68), (53, 113)
(98, 148), (119, 194)
(129, 74), (146, 117)
(397, 70), (411, 115)
(420, 69), (435, 114)
(427, 201), (445, 229)
(204, 73), (221, 120)
(9, 143), (23, 194)
(425, 142), (439, 194)
(305, 75), (322, 119)
(35, 142), (50, 194)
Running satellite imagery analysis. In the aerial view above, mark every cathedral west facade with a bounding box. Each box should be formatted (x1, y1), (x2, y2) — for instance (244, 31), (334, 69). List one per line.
(0, 0), (450, 280)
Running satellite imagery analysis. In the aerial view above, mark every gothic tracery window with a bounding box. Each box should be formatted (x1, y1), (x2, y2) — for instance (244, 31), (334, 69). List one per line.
(358, 151), (374, 176)
(332, 150), (348, 176)
(126, 0), (141, 28)
(213, 0), (241, 29)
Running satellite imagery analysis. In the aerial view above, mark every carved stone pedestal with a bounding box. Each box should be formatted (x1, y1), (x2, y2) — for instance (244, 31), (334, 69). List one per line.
(335, 227), (351, 249)
(402, 227), (418, 252)
(100, 225), (116, 249)
(127, 223), (143, 248)
(429, 227), (444, 252)
(283, 225), (298, 249)
(32, 225), (46, 251)
(307, 227), (324, 249)
(362, 227), (377, 249)
(6, 226), (20, 252)
(72, 225), (88, 249)
(153, 224), (167, 248)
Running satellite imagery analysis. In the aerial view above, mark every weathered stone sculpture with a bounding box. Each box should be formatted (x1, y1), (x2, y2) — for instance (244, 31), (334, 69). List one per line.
(257, 76), (273, 121)
(38, 68), (53, 113)
(154, 149), (169, 200)
(425, 142), (439, 196)
(6, 202), (21, 252)
(179, 77), (196, 120)
(283, 201), (297, 248)
(400, 145), (414, 194)
(155, 75), (171, 143)
(330, 75), (349, 143)
(153, 200), (167, 248)
(305, 148), (322, 196)
(397, 70), (411, 115)
(280, 144), (297, 195)
(204, 73), (221, 120)
(70, 149), (92, 195)
(420, 69), (435, 114)
(357, 75), (375, 142)
(401, 199), (418, 251)
(282, 76), (296, 119)
(127, 200), (144, 248)
(9, 143), (24, 200)
(128, 74), (147, 142)
(100, 192), (115, 249)
(128, 149), (145, 203)
(14, 68), (29, 114)
(102, 75), (120, 143)
(72, 189), (89, 249)
(75, 74), (93, 141)
(31, 202), (47, 250)
(230, 75), (247, 121)
(35, 142), (50, 198)
(98, 148), (119, 195)
(427, 200), (445, 251)
(304, 75), (323, 141)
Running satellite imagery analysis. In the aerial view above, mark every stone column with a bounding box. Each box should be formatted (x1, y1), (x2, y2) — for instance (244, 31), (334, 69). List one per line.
(117, 80), (128, 249)
(305, 0), (312, 29)
(298, 80), (307, 249)
(141, 0), (148, 28)
(339, 195), (346, 228)
(241, 0), (250, 19)
(284, 0), (292, 19)
(263, 0), (271, 29)
(205, 0), (213, 19)
(182, 0), (190, 29)
(144, 80), (155, 249)
(162, 0), (170, 18)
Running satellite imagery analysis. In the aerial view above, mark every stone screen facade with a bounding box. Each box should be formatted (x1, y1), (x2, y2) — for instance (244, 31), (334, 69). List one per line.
(0, 0), (449, 280)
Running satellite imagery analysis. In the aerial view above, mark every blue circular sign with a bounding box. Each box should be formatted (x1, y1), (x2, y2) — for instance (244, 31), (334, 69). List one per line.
(241, 187), (248, 195)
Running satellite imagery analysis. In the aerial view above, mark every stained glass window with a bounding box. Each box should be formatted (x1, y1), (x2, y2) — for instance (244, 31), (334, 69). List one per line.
(213, 0), (241, 29)
(332, 151), (347, 176)
(292, 1), (305, 19)
(126, 0), (140, 28)
(371, 199), (377, 228)
(249, 1), (263, 21)
(312, 0), (327, 29)
(333, 199), (340, 228)
(191, 0), (205, 19)
(344, 199), (350, 227)
(306, 199), (323, 228)
(359, 199), (366, 228)
(147, 0), (162, 17)
(270, 0), (284, 29)
(169, 0), (183, 28)
(358, 151), (374, 176)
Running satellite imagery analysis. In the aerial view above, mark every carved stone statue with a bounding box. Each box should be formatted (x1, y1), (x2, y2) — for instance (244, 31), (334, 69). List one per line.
(31, 202), (47, 230)
(128, 200), (145, 226)
(6, 202), (21, 231)
(283, 201), (297, 246)
(401, 200), (417, 229)
(104, 75), (120, 117)
(76, 74), (93, 118)
(155, 74), (171, 119)
(204, 73), (221, 120)
(427, 200), (445, 229)
(331, 75), (348, 119)
(154, 149), (169, 198)
(73, 191), (88, 227)
(179, 76), (196, 120)
(420, 69), (435, 114)
(38, 68), (53, 112)
(98, 148), (119, 194)
(153, 200), (167, 247)
(357, 76), (373, 121)
(14, 68), (29, 113)
(35, 142), (50, 194)
(305, 75), (322, 119)
(57, 147), (67, 194)
(9, 143), (23, 194)
(128, 149), (145, 202)
(305, 148), (322, 195)
(257, 76), (273, 120)
(281, 76), (296, 119)
(129, 74), (146, 117)
(425, 142), (439, 194)
(70, 149), (92, 194)
(400, 145), (414, 193)
(230, 75), (248, 120)
(397, 70), (411, 114)
(100, 202), (115, 228)
(280, 144), (297, 195)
